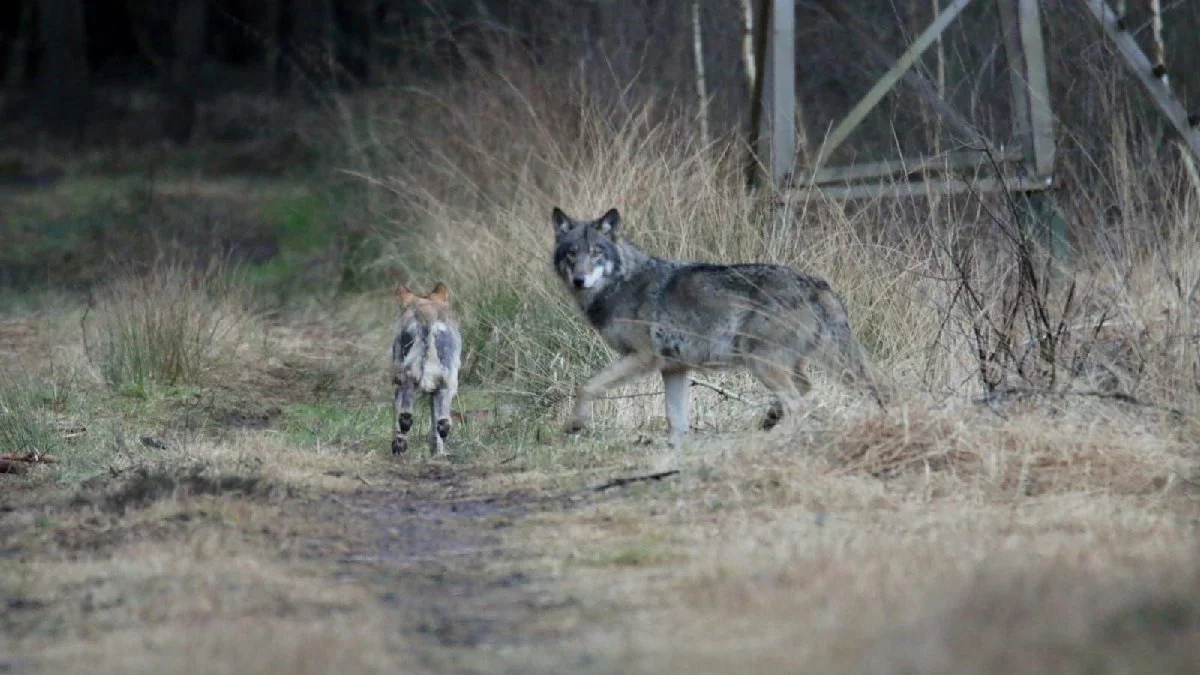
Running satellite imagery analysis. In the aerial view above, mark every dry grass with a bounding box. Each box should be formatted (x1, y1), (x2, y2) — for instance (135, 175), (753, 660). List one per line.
(6, 499), (422, 674)
(358, 65), (1200, 426)
(490, 407), (1199, 673)
(4, 56), (1200, 674)
(336, 60), (1200, 672)
(86, 261), (255, 390)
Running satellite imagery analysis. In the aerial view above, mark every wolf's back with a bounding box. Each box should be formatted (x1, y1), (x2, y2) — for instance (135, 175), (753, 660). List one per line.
(397, 322), (460, 393)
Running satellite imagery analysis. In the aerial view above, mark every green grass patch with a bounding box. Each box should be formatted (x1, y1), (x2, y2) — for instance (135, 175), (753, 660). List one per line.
(0, 374), (63, 459)
(277, 401), (392, 451)
(262, 195), (339, 253)
(581, 536), (675, 568)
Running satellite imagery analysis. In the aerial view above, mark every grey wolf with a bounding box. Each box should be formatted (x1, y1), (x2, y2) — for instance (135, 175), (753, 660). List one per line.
(551, 207), (886, 448)
(390, 282), (463, 457)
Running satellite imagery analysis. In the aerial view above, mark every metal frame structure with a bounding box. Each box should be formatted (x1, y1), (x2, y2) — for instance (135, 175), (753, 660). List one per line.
(748, 0), (1200, 199)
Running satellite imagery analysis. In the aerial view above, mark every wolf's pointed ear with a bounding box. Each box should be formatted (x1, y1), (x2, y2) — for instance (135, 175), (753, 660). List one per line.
(597, 208), (620, 236)
(552, 207), (571, 235)
(430, 282), (450, 303)
(395, 282), (415, 305)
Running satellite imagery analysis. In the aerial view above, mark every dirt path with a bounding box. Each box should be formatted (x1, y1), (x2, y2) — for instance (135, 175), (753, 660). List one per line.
(1, 461), (617, 674)
(294, 469), (590, 671)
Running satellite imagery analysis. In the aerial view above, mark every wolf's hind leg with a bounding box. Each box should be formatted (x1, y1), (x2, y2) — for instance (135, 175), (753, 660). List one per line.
(825, 339), (889, 408)
(566, 352), (661, 434)
(429, 386), (453, 457)
(761, 358), (811, 430)
(760, 400), (784, 431)
(751, 360), (805, 433)
(392, 379), (416, 454)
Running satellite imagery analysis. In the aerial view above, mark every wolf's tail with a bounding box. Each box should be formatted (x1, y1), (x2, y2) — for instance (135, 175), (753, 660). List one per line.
(418, 329), (446, 392)
(836, 337), (892, 408)
(814, 288), (893, 408)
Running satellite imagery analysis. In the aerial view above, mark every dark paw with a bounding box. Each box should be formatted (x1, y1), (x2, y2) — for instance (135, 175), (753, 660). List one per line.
(760, 405), (783, 431)
(398, 412), (414, 433)
(391, 437), (408, 454)
(436, 418), (451, 440)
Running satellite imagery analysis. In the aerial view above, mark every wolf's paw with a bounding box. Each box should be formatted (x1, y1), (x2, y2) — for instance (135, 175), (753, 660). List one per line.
(391, 437), (408, 454)
(760, 402), (783, 431)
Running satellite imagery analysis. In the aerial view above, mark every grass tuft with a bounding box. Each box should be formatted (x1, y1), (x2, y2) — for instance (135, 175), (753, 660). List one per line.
(86, 262), (252, 390)
(0, 373), (62, 459)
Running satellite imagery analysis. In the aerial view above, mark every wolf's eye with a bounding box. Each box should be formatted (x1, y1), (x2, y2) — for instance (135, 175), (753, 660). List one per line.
(564, 250), (577, 263)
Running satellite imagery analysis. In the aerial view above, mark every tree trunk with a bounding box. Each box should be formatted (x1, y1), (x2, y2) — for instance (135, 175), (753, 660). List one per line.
(164, 0), (208, 144)
(4, 0), (35, 89)
(263, 0), (282, 92)
(36, 0), (89, 138)
(288, 0), (336, 94)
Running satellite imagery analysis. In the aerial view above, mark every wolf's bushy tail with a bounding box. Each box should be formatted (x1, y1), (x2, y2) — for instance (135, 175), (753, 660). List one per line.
(814, 288), (892, 408)
(834, 337), (892, 408)
(418, 330), (446, 392)
(394, 324), (446, 392)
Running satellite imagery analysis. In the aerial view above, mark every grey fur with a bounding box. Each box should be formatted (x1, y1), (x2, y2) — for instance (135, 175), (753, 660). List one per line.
(551, 207), (888, 449)
(391, 291), (462, 457)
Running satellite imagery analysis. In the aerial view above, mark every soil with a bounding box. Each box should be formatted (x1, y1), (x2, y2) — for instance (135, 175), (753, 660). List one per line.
(0, 461), (607, 674)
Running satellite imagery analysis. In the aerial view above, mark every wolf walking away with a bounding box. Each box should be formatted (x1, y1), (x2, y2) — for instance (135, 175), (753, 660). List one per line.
(551, 207), (887, 449)
(391, 282), (463, 457)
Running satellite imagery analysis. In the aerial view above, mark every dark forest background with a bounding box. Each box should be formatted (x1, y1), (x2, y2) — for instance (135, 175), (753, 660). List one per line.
(1, 0), (1198, 298)
(3, 0), (1197, 162)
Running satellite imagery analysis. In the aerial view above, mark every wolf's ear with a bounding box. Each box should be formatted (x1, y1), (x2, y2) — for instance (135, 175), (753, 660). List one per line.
(395, 282), (415, 305)
(596, 208), (620, 236)
(552, 207), (571, 235)
(430, 282), (450, 303)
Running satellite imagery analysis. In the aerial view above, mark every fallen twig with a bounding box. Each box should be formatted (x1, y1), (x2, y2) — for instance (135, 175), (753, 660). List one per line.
(0, 452), (58, 464)
(0, 452), (58, 474)
(691, 377), (762, 406)
(588, 470), (680, 493)
(973, 386), (1186, 419)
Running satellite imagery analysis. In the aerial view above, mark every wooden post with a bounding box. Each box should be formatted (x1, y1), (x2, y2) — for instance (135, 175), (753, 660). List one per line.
(1019, 0), (1055, 179)
(759, 0), (795, 187)
(744, 0), (771, 187)
(1080, 0), (1200, 162)
(997, 0), (1031, 157)
(1009, 0), (1067, 273)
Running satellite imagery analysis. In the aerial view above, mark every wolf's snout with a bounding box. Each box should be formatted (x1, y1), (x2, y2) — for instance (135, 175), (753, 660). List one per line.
(572, 276), (587, 289)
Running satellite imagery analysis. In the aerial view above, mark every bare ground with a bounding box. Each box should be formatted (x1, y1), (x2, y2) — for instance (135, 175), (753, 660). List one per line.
(3, 301), (1200, 674)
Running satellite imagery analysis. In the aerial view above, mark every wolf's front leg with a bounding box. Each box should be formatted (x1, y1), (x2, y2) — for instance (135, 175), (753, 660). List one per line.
(392, 379), (416, 454)
(565, 353), (662, 434)
(661, 370), (690, 449)
(429, 386), (454, 457)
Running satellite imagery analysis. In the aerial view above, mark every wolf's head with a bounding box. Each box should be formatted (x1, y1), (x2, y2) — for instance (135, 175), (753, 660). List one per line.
(551, 207), (622, 293)
(395, 282), (452, 319)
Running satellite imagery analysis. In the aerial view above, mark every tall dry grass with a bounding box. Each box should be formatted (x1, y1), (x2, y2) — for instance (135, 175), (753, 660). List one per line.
(85, 262), (254, 390)
(354, 63), (1199, 425)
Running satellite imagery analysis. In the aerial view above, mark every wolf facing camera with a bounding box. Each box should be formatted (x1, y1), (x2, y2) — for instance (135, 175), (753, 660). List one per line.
(551, 207), (887, 449)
